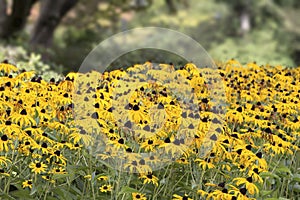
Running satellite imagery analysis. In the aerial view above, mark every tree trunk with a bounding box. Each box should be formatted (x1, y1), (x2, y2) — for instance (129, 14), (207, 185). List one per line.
(0, 0), (7, 27)
(0, 0), (36, 38)
(180, 0), (189, 8)
(165, 0), (177, 14)
(0, 0), (7, 38)
(30, 0), (78, 47)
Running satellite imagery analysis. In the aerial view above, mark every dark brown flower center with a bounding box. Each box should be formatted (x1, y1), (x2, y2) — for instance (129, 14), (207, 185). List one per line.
(1, 135), (8, 141)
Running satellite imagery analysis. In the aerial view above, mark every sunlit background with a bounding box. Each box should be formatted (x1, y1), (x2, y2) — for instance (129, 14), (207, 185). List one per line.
(0, 0), (299, 74)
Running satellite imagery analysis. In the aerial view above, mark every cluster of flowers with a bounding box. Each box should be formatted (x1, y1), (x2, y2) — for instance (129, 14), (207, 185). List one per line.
(0, 59), (299, 199)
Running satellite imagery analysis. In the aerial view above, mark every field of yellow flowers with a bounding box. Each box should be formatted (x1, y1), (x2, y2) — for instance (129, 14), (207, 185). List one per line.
(0, 59), (299, 200)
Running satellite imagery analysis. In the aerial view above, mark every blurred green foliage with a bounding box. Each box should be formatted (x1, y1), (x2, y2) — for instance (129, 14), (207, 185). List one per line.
(1, 0), (300, 73)
(209, 29), (294, 67)
(0, 45), (63, 80)
(127, 0), (299, 67)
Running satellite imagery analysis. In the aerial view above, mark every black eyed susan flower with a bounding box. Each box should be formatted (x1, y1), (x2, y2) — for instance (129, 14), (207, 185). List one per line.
(0, 60), (299, 199)
(97, 175), (109, 181)
(228, 185), (253, 200)
(99, 184), (112, 193)
(39, 142), (51, 154)
(233, 177), (259, 195)
(22, 179), (33, 189)
(139, 173), (159, 186)
(42, 175), (55, 183)
(129, 104), (147, 124)
(206, 188), (233, 200)
(158, 135), (188, 157)
(132, 192), (147, 200)
(11, 108), (36, 127)
(197, 189), (209, 197)
(0, 134), (13, 152)
(29, 161), (47, 174)
(0, 120), (21, 136)
(84, 174), (92, 180)
(172, 194), (193, 200)
(48, 149), (67, 165)
(0, 168), (10, 176)
(16, 70), (36, 80)
(195, 158), (215, 170)
(123, 158), (153, 174)
(50, 166), (66, 174)
(176, 156), (189, 164)
(0, 61), (18, 74)
(140, 137), (160, 152)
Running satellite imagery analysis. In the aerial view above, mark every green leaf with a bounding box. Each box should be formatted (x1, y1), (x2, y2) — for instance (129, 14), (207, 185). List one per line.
(292, 174), (300, 183)
(52, 173), (70, 179)
(260, 172), (281, 192)
(30, 185), (37, 196)
(260, 172), (281, 180)
(45, 131), (58, 141)
(118, 186), (139, 195)
(91, 171), (96, 182)
(69, 185), (82, 196)
(52, 186), (75, 200)
(11, 165), (21, 174)
(46, 196), (57, 200)
(276, 165), (292, 175)
(0, 193), (15, 200)
(265, 197), (289, 200)
(66, 165), (76, 183)
(76, 170), (86, 176)
(10, 189), (34, 199)
(260, 190), (274, 197)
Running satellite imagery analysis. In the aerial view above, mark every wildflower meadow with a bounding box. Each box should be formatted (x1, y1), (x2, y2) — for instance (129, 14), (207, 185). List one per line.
(0, 59), (299, 200)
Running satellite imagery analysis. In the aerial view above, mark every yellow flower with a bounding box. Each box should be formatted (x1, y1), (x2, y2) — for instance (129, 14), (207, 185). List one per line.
(84, 175), (92, 180)
(0, 61), (18, 74)
(42, 175), (55, 183)
(233, 177), (259, 195)
(16, 71), (35, 80)
(197, 189), (208, 196)
(140, 137), (160, 152)
(228, 185), (253, 200)
(123, 157), (153, 174)
(109, 137), (128, 150)
(139, 173), (159, 186)
(29, 161), (47, 174)
(0, 134), (13, 152)
(11, 108), (36, 127)
(195, 158), (215, 170)
(22, 179), (33, 189)
(99, 184), (112, 192)
(158, 135), (188, 157)
(129, 104), (147, 124)
(0, 169), (10, 177)
(48, 149), (67, 166)
(0, 156), (11, 166)
(50, 167), (66, 174)
(172, 194), (193, 200)
(176, 157), (189, 165)
(132, 192), (147, 200)
(206, 189), (233, 200)
(97, 175), (109, 181)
